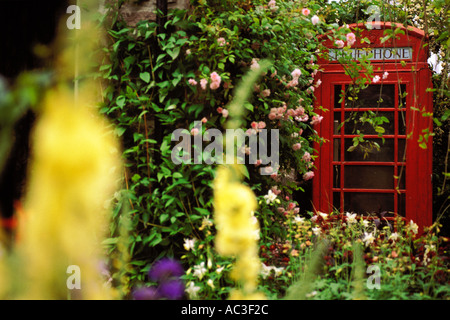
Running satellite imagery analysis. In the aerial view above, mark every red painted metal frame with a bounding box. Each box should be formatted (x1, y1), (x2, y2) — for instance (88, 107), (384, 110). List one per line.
(313, 22), (433, 232)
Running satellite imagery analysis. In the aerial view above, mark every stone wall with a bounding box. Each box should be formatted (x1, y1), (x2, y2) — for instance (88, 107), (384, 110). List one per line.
(101, 0), (190, 27)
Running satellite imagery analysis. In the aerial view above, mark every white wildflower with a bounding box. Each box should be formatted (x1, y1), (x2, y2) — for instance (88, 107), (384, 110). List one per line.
(264, 189), (277, 204)
(318, 211), (328, 220)
(312, 226), (322, 236)
(294, 215), (305, 224)
(389, 232), (399, 242)
(407, 220), (419, 235)
(193, 262), (207, 280)
(183, 238), (196, 251)
(185, 281), (201, 298)
(207, 279), (215, 289)
(363, 232), (375, 247)
(346, 212), (357, 224)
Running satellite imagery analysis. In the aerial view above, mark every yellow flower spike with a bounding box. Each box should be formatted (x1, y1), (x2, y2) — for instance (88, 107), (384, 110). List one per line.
(17, 86), (122, 300)
(213, 164), (264, 300)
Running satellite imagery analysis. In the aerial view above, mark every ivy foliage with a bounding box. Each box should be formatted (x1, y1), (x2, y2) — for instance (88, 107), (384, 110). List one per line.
(98, 0), (450, 296)
(99, 0), (342, 289)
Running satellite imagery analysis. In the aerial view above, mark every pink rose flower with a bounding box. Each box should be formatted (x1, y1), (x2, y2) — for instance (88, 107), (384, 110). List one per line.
(286, 78), (299, 88)
(188, 79), (197, 86)
(191, 128), (199, 136)
(261, 89), (271, 97)
(311, 15), (320, 25)
(271, 186), (281, 195)
(291, 68), (302, 79)
(200, 78), (208, 90)
(221, 108), (229, 118)
(346, 32), (356, 46)
(335, 40), (345, 48)
(263, 166), (273, 175)
(303, 171), (314, 181)
(292, 143), (302, 151)
(210, 71), (221, 83)
(311, 115), (323, 125)
(302, 151), (311, 162)
(210, 81), (220, 90)
(302, 8), (310, 16)
(217, 37), (226, 46)
(250, 58), (260, 70)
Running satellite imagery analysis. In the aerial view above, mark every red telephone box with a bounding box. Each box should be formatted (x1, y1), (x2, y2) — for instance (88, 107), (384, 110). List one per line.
(313, 22), (433, 231)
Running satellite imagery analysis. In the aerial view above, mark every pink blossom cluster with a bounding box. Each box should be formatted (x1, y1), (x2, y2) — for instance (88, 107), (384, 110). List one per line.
(268, 0), (278, 12)
(334, 32), (356, 48)
(346, 32), (356, 46)
(271, 186), (281, 195)
(216, 107), (229, 118)
(306, 86), (315, 95)
(268, 104), (287, 120)
(303, 171), (314, 181)
(302, 151), (311, 162)
(261, 89), (271, 97)
(246, 121), (267, 135)
(292, 142), (302, 151)
(277, 201), (300, 216)
(286, 68), (302, 88)
(250, 58), (260, 70)
(335, 40), (345, 48)
(190, 127), (199, 136)
(189, 71), (222, 91)
(268, 105), (309, 123)
(200, 78), (208, 90)
(311, 15), (320, 25)
(310, 115), (323, 125)
(261, 166), (278, 180)
(217, 37), (226, 47)
(210, 71), (221, 90)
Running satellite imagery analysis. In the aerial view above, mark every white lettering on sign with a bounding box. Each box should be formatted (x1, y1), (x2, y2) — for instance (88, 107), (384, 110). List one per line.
(329, 47), (412, 61)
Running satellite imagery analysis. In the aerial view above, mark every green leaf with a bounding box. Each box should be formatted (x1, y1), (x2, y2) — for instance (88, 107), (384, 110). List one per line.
(116, 95), (126, 108)
(140, 72), (151, 83)
(375, 126), (385, 134)
(131, 173), (141, 183)
(244, 102), (254, 112)
(115, 127), (126, 137)
(160, 213), (169, 223)
(173, 172), (183, 179)
(194, 207), (210, 216)
(168, 47), (181, 60)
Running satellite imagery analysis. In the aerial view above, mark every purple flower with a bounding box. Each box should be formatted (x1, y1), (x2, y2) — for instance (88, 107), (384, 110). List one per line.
(159, 280), (185, 300)
(132, 286), (160, 300)
(149, 258), (184, 282)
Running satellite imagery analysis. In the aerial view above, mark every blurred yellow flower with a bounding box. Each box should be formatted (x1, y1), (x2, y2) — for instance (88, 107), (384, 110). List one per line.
(16, 87), (122, 299)
(213, 165), (264, 299)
